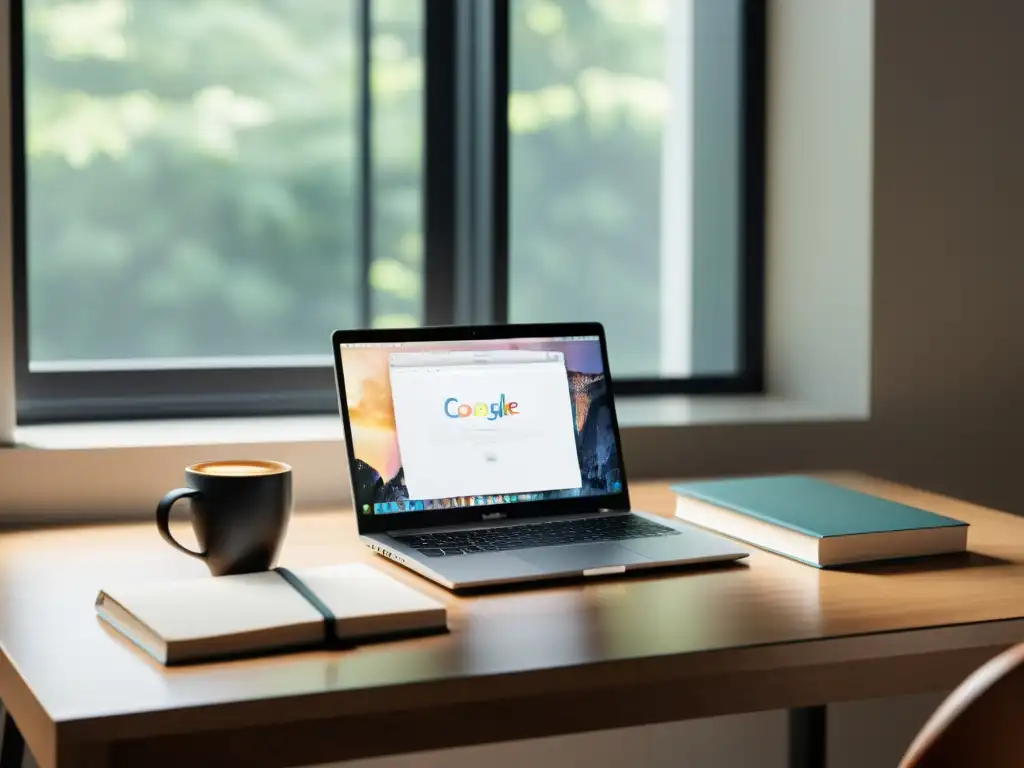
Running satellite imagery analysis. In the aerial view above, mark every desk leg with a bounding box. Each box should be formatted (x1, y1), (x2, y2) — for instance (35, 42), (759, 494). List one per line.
(0, 709), (25, 768)
(789, 705), (826, 768)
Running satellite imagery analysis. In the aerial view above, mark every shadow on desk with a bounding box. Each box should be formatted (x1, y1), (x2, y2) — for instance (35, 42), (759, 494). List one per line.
(453, 558), (751, 596)
(455, 549), (1012, 595)
(841, 551), (1014, 576)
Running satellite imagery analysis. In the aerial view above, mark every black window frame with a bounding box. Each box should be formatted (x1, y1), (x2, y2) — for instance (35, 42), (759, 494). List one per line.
(10, 0), (766, 424)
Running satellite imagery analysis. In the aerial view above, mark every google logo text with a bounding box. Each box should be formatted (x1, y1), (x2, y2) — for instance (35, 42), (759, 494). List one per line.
(444, 394), (519, 421)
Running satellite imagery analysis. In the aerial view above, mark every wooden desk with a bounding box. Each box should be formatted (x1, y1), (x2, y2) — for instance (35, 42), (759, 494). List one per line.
(3, 475), (1024, 768)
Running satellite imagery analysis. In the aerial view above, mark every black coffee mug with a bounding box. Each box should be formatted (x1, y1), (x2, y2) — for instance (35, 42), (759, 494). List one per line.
(156, 460), (292, 576)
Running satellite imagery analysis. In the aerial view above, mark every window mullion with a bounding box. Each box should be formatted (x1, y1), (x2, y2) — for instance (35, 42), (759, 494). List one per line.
(357, 0), (374, 328)
(423, 0), (508, 327)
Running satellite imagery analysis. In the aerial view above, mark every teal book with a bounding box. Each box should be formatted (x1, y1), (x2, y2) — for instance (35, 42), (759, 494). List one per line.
(671, 475), (968, 568)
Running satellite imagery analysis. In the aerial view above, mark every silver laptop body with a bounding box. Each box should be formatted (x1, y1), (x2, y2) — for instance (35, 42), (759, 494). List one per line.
(332, 322), (748, 591)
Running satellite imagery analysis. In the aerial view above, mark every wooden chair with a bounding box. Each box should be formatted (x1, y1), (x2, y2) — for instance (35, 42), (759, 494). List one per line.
(900, 642), (1024, 767)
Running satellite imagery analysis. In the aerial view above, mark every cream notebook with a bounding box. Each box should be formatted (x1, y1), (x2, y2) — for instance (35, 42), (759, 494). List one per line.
(96, 563), (448, 665)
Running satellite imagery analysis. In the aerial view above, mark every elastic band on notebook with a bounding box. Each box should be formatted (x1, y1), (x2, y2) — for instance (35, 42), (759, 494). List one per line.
(274, 567), (339, 646)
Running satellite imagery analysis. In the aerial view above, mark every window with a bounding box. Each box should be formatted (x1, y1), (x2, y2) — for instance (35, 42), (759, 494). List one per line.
(12, 0), (764, 423)
(509, 0), (762, 384)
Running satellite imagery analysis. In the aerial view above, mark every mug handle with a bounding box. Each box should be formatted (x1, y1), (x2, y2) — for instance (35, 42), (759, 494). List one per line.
(156, 488), (206, 560)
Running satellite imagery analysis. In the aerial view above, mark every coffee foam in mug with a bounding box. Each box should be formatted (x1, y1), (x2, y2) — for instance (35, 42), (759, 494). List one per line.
(189, 460), (290, 477)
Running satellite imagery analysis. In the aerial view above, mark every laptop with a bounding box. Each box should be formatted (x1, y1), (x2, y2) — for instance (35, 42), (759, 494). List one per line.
(331, 322), (748, 590)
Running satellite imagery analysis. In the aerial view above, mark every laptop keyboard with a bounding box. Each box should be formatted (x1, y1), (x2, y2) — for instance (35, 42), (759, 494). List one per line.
(393, 515), (679, 557)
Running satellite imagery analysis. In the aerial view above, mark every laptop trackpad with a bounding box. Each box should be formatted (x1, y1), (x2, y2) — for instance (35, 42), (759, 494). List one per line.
(515, 543), (649, 573)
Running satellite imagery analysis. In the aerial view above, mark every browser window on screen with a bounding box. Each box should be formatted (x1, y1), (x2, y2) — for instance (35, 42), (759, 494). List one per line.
(389, 350), (582, 501)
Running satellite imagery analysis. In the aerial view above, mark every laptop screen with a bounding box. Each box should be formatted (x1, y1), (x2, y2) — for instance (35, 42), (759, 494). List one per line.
(337, 335), (623, 517)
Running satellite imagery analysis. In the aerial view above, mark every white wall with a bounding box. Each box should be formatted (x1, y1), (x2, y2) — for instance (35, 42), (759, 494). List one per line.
(765, 0), (872, 414)
(866, 0), (1024, 508)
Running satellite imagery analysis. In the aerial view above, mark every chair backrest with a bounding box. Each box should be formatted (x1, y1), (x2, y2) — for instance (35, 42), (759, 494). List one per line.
(900, 642), (1024, 768)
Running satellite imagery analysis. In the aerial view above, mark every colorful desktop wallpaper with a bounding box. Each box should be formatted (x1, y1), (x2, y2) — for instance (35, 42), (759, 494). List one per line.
(340, 337), (622, 514)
